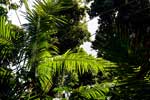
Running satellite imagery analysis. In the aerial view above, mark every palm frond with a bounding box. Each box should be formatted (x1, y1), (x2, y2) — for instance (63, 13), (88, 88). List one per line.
(0, 16), (15, 64)
(24, 0), (68, 34)
(0, 16), (12, 41)
(0, 16), (15, 48)
(36, 50), (115, 93)
(70, 83), (110, 100)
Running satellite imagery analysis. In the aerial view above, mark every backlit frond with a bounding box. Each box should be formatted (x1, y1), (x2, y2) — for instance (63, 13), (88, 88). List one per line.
(0, 16), (12, 41)
(37, 50), (115, 92)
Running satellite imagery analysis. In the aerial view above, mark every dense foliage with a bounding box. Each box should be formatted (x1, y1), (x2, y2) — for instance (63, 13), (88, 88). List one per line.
(1, 0), (150, 99)
(0, 0), (114, 99)
(89, 0), (150, 99)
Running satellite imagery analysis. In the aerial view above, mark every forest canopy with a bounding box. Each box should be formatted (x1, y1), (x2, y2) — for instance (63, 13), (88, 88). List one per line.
(0, 0), (150, 100)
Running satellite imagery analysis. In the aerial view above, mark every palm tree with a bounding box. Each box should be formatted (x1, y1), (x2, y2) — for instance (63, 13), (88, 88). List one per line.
(0, 16), (28, 99)
(22, 0), (116, 99)
(0, 0), (116, 99)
